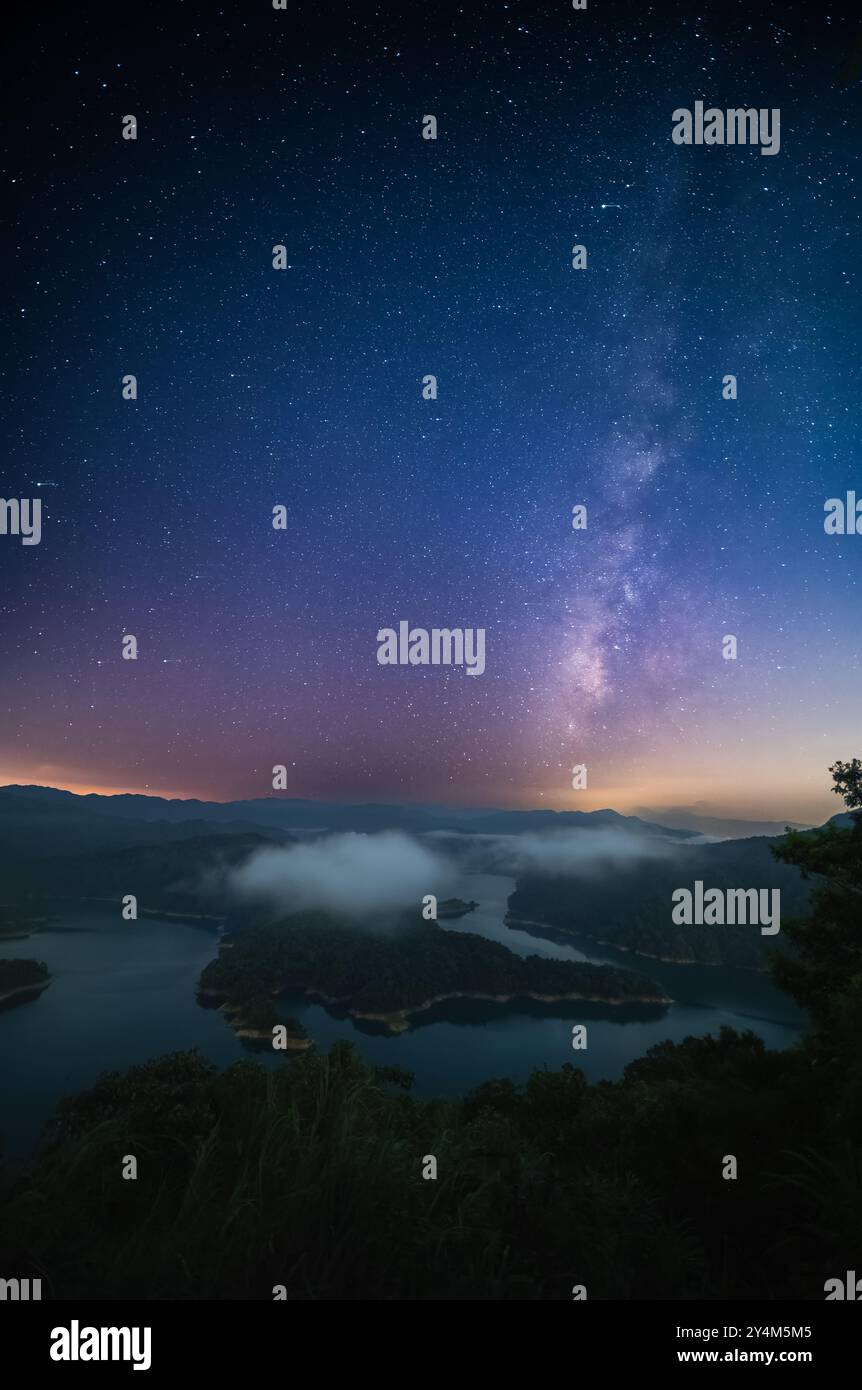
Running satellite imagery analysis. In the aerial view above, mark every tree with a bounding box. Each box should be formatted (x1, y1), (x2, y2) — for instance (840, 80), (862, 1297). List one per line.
(830, 758), (862, 812)
(771, 760), (862, 1135)
(771, 762), (862, 1017)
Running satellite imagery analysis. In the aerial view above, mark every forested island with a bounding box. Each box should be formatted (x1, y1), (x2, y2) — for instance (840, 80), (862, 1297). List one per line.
(198, 913), (669, 1034)
(0, 958), (50, 1007)
(436, 898), (478, 919)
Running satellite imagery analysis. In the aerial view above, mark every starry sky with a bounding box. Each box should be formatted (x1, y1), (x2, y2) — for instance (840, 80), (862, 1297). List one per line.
(1, 0), (859, 823)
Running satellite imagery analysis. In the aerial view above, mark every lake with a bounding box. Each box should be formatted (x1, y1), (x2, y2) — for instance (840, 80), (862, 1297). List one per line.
(0, 872), (805, 1158)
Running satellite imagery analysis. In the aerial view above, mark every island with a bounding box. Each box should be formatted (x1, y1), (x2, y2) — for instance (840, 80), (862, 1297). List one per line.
(198, 912), (669, 1037)
(436, 897), (478, 919)
(0, 957), (51, 1008)
(220, 997), (311, 1048)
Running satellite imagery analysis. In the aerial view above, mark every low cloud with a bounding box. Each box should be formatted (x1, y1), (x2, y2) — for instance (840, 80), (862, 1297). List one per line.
(511, 828), (675, 875)
(439, 827), (676, 878)
(228, 830), (455, 920)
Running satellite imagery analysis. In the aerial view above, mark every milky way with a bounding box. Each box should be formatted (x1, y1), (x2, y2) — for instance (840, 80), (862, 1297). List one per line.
(1, 0), (859, 822)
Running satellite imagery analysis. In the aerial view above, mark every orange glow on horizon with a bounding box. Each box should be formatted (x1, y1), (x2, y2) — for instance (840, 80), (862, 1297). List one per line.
(0, 773), (201, 801)
(0, 763), (839, 824)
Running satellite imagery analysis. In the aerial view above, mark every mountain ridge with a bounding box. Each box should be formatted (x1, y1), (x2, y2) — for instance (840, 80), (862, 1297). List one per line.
(0, 784), (708, 840)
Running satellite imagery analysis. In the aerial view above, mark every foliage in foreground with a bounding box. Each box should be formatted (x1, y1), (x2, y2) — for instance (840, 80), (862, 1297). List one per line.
(0, 762), (860, 1300)
(0, 1025), (858, 1300)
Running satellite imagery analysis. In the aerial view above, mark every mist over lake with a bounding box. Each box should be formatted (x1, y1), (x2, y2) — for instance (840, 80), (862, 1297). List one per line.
(0, 866), (803, 1161)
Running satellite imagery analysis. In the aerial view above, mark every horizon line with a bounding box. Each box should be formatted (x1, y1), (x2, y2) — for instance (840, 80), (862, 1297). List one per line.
(0, 780), (819, 829)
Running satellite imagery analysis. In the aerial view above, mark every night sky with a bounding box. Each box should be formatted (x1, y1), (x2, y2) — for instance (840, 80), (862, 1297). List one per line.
(1, 0), (859, 822)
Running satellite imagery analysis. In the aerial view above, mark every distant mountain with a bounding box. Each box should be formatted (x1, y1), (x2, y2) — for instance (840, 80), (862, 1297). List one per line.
(0, 786), (447, 834)
(0, 788), (291, 860)
(452, 807), (695, 839)
(0, 785), (696, 841)
(633, 805), (813, 840)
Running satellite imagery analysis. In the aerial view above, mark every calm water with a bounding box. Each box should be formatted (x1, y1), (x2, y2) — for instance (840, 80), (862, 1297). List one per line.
(0, 874), (804, 1158)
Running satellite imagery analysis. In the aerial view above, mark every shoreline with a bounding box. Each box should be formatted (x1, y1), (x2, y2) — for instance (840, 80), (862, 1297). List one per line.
(349, 985), (672, 1034)
(196, 990), (312, 1048)
(42, 896), (224, 926)
(199, 980), (671, 1039)
(232, 1027), (312, 1047)
(0, 915), (55, 939)
(0, 978), (52, 1007)
(504, 915), (769, 973)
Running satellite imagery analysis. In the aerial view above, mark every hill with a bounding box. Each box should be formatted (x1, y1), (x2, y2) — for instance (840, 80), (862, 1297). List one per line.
(507, 834), (812, 968)
(199, 914), (669, 1033)
(0, 788), (290, 861)
(0, 785), (696, 840)
(0, 832), (291, 924)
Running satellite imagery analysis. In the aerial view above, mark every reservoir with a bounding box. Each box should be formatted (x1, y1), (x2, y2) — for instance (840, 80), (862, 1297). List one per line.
(0, 872), (804, 1159)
